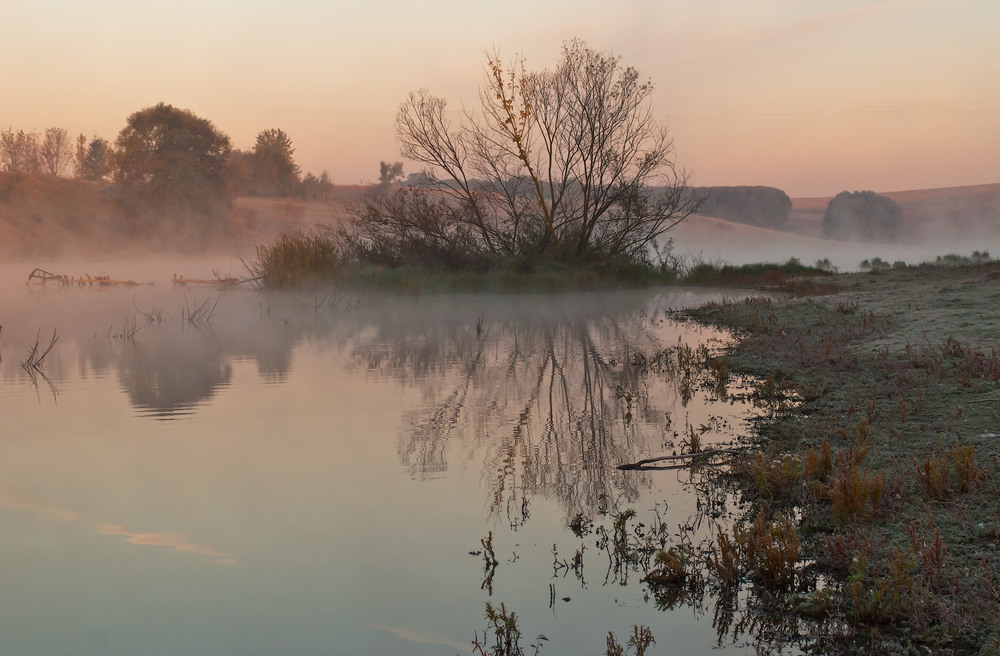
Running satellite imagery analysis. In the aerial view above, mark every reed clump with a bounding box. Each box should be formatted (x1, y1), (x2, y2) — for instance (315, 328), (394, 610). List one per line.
(605, 626), (655, 656)
(249, 231), (341, 289)
(828, 461), (886, 522)
(738, 452), (803, 501)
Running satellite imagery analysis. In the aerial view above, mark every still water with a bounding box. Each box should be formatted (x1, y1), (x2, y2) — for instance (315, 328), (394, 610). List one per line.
(0, 262), (768, 655)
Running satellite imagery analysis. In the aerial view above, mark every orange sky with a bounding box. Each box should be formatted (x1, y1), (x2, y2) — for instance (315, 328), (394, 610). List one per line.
(2, 0), (997, 196)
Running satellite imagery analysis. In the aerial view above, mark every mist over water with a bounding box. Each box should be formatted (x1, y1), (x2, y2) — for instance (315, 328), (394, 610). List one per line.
(0, 261), (776, 655)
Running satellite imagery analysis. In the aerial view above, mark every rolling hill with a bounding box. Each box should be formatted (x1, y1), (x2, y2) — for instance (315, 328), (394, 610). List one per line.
(0, 172), (995, 271)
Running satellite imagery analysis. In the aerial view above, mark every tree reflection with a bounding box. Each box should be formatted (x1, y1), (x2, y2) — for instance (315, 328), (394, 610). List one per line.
(73, 292), (311, 417)
(347, 292), (728, 521)
(117, 329), (233, 419)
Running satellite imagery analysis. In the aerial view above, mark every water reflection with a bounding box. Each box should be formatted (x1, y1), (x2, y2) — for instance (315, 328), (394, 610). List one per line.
(117, 329), (233, 418)
(15, 285), (749, 514)
(95, 523), (237, 564)
(0, 275), (768, 655)
(0, 484), (236, 564)
(341, 292), (747, 521)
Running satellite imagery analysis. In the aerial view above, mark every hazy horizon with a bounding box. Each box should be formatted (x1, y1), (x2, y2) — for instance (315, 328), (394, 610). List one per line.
(2, 0), (998, 197)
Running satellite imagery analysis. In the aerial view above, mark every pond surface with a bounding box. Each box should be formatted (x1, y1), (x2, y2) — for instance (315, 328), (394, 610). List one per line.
(0, 261), (770, 655)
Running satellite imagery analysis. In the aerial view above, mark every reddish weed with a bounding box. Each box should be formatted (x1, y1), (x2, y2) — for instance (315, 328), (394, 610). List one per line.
(828, 462), (886, 521)
(710, 525), (740, 584)
(735, 511), (799, 591)
(914, 455), (950, 499)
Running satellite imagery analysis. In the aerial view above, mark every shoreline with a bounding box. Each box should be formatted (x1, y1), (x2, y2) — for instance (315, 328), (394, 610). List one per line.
(683, 262), (1000, 653)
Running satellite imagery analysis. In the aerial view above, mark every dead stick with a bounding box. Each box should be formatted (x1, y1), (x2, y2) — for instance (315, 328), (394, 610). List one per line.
(618, 448), (743, 471)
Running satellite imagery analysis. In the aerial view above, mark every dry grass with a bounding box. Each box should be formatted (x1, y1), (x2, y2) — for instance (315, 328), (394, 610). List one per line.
(683, 259), (1000, 653)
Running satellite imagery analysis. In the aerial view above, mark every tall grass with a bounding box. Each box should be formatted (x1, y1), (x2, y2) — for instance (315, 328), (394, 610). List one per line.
(247, 232), (341, 289)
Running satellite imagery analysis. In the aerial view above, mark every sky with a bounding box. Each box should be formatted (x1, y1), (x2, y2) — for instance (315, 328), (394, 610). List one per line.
(1, 0), (997, 197)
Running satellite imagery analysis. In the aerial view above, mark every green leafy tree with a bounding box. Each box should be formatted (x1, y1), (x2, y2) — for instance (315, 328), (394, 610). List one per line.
(224, 149), (255, 196)
(296, 170), (333, 200)
(698, 186), (791, 230)
(74, 133), (87, 178)
(114, 102), (232, 210)
(378, 161), (404, 186)
(822, 190), (902, 242)
(76, 136), (112, 181)
(252, 128), (300, 197)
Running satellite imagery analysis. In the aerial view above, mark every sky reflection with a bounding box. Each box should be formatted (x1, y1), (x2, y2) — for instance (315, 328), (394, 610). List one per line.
(0, 485), (237, 565)
(0, 272), (774, 655)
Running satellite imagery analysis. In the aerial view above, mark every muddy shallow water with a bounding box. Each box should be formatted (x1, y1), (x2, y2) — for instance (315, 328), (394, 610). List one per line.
(0, 261), (770, 655)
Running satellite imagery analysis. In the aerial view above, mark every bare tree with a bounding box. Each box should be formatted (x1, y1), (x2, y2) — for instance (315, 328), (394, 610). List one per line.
(392, 39), (699, 262)
(39, 127), (73, 176)
(0, 128), (40, 173)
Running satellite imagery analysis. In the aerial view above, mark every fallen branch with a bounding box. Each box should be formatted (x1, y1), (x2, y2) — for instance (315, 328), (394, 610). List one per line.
(618, 448), (743, 471)
(27, 268), (139, 286)
(172, 274), (252, 287)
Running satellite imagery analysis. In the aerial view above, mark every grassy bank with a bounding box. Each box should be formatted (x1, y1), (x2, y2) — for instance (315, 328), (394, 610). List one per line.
(682, 261), (1000, 653)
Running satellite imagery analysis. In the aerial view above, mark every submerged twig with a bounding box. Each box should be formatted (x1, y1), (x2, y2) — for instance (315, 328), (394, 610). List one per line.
(21, 328), (59, 371)
(182, 294), (223, 326)
(134, 298), (169, 325)
(107, 317), (141, 342)
(618, 448), (743, 471)
(22, 362), (58, 403)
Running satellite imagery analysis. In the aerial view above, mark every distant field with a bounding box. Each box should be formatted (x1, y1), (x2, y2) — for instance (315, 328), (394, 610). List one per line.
(791, 182), (1000, 209)
(668, 183), (999, 271)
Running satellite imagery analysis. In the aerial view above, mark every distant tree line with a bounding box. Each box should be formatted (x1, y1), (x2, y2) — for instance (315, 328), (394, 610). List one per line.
(1, 108), (332, 201)
(670, 183), (903, 243)
(692, 185), (792, 230)
(1, 127), (76, 177)
(1, 104), (336, 241)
